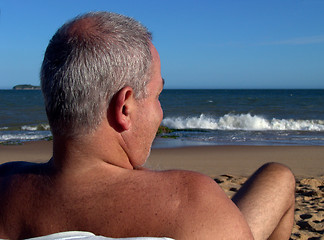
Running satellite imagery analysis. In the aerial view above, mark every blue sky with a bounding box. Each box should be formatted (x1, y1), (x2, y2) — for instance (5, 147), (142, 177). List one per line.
(0, 0), (323, 89)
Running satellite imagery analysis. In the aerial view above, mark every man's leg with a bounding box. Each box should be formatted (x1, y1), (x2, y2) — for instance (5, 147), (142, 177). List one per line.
(232, 162), (295, 240)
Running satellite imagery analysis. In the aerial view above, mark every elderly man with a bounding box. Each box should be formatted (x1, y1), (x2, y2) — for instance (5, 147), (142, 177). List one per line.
(0, 12), (295, 240)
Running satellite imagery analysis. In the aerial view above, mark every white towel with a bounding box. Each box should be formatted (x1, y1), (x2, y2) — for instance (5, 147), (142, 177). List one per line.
(24, 231), (174, 240)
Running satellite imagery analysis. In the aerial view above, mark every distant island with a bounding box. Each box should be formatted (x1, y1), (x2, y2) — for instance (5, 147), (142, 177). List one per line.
(13, 84), (41, 90)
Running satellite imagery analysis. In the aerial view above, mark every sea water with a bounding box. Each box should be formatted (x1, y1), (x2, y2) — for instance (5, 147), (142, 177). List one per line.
(0, 90), (51, 143)
(0, 89), (324, 146)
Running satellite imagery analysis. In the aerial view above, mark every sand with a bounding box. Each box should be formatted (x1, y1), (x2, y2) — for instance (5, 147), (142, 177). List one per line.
(0, 141), (323, 239)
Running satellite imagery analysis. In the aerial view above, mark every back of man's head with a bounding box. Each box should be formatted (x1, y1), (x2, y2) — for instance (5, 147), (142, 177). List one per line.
(41, 12), (152, 138)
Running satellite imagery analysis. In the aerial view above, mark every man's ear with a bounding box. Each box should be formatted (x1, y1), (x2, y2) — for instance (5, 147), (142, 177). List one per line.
(113, 86), (135, 131)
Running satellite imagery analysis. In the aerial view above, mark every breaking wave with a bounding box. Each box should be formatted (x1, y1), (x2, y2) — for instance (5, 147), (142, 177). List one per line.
(21, 124), (50, 131)
(162, 114), (324, 131)
(0, 124), (51, 143)
(0, 132), (51, 142)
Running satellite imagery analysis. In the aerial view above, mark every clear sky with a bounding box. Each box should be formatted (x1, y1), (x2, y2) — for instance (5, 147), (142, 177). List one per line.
(1, 0), (324, 89)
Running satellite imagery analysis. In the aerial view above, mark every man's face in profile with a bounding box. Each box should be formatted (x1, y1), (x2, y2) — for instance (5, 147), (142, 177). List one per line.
(126, 43), (164, 167)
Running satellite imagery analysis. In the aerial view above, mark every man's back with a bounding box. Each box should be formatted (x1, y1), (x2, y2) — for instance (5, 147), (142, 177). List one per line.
(0, 161), (253, 240)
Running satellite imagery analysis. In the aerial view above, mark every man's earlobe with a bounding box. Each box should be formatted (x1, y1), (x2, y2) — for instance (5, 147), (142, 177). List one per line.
(114, 87), (134, 131)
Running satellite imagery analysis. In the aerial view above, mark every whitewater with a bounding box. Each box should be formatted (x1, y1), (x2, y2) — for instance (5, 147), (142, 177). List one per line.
(162, 113), (324, 131)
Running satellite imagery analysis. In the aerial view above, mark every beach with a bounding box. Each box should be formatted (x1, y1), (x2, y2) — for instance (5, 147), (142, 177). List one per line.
(0, 141), (323, 239)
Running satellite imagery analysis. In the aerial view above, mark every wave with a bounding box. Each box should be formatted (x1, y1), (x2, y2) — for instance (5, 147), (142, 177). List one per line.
(0, 124), (51, 143)
(0, 133), (51, 142)
(21, 124), (50, 131)
(0, 124), (50, 131)
(162, 114), (324, 131)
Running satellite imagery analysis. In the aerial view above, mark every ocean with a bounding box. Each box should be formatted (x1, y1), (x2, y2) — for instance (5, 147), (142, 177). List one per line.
(1, 89), (324, 147)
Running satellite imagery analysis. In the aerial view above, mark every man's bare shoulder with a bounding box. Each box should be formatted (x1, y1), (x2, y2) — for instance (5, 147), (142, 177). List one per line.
(0, 161), (48, 203)
(138, 168), (229, 199)
(142, 169), (222, 196)
(0, 161), (46, 176)
(134, 169), (253, 239)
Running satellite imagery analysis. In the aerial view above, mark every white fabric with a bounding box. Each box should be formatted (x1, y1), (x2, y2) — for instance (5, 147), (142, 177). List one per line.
(25, 231), (174, 240)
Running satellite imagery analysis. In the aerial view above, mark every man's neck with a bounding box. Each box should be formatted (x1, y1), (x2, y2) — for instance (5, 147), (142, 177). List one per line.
(51, 128), (134, 173)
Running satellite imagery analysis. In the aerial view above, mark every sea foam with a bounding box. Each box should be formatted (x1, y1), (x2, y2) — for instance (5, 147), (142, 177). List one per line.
(162, 113), (324, 131)
(0, 124), (51, 143)
(21, 124), (50, 131)
(0, 132), (51, 142)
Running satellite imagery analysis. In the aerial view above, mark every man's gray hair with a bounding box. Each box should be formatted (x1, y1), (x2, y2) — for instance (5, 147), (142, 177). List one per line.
(41, 12), (152, 137)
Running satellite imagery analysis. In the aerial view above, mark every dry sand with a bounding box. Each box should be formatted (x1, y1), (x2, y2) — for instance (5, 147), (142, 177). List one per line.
(0, 141), (323, 239)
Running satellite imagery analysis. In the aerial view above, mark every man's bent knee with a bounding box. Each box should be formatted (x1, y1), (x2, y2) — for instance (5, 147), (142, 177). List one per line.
(259, 162), (296, 195)
(259, 162), (295, 180)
